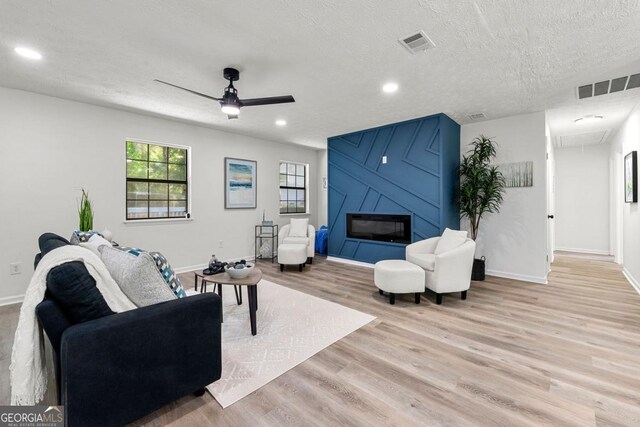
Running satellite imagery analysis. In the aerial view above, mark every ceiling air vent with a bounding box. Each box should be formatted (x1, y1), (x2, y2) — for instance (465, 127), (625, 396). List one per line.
(628, 73), (640, 89)
(610, 76), (628, 93)
(399, 31), (435, 54)
(577, 73), (640, 99)
(468, 112), (486, 120)
(593, 80), (610, 96)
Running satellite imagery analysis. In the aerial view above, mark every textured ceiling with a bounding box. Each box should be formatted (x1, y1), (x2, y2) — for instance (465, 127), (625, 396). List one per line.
(1, 1), (640, 149)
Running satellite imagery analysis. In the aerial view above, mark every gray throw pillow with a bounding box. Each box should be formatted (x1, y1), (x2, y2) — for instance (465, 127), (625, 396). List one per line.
(99, 245), (177, 307)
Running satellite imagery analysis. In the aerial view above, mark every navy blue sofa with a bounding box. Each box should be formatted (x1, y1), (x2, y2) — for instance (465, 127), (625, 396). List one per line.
(36, 282), (222, 426)
(36, 293), (221, 426)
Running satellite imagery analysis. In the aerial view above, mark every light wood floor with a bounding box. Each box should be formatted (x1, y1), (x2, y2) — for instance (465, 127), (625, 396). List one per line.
(2, 254), (640, 426)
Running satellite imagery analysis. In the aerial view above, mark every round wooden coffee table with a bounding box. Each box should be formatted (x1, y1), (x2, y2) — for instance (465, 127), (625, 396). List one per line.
(195, 267), (262, 336)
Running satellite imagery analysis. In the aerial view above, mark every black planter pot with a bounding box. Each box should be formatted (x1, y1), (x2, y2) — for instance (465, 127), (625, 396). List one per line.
(471, 257), (486, 281)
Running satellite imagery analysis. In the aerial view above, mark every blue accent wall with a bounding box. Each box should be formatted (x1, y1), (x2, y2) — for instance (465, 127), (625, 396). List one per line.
(327, 113), (460, 263)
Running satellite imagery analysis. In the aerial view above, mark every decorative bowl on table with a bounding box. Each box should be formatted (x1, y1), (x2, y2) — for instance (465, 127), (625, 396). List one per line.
(224, 262), (254, 279)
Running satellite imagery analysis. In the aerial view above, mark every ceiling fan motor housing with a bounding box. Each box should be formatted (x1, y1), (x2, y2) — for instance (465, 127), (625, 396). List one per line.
(223, 67), (240, 82)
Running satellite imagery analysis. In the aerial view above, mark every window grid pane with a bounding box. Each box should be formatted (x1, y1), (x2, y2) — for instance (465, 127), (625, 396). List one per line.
(279, 161), (306, 214)
(126, 141), (189, 220)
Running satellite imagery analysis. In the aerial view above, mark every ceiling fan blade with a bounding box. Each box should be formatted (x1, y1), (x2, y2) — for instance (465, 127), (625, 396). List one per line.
(154, 79), (221, 102)
(239, 95), (295, 107)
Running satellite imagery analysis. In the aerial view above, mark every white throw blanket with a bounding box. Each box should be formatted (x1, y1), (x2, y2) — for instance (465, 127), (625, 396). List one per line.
(10, 245), (136, 405)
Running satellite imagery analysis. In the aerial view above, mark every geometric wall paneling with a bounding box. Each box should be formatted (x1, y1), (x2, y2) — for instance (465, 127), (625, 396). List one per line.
(328, 113), (460, 263)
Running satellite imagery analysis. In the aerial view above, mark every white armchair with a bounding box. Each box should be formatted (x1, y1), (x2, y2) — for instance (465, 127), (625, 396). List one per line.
(279, 223), (316, 264)
(406, 236), (476, 304)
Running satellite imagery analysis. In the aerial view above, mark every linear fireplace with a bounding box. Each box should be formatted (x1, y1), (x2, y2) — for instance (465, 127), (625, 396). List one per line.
(346, 213), (411, 244)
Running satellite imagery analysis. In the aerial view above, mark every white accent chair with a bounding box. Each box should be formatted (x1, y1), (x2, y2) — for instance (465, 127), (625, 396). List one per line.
(406, 235), (476, 304)
(279, 222), (316, 265)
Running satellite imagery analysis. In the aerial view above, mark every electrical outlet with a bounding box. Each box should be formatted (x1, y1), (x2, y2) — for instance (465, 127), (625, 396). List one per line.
(9, 262), (22, 275)
(218, 240), (224, 248)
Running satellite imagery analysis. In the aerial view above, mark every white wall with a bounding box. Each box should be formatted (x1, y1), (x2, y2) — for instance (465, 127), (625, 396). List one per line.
(317, 149), (328, 226)
(609, 102), (640, 291)
(0, 87), (320, 302)
(554, 143), (610, 254)
(461, 111), (548, 284)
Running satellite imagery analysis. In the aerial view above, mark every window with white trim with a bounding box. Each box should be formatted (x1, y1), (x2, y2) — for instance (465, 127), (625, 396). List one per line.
(126, 140), (190, 220)
(279, 161), (307, 214)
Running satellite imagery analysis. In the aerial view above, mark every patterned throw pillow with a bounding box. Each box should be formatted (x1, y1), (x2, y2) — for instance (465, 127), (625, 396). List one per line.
(117, 247), (187, 298)
(70, 230), (102, 244)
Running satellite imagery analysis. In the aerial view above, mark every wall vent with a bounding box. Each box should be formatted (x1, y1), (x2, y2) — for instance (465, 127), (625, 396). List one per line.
(399, 31), (435, 54)
(577, 73), (640, 99)
(468, 112), (486, 120)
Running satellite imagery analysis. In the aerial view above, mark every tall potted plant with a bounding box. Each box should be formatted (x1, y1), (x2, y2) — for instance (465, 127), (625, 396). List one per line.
(458, 135), (506, 280)
(78, 188), (94, 232)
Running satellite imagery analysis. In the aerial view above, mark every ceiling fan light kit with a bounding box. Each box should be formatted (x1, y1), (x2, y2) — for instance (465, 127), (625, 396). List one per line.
(221, 104), (240, 115)
(155, 67), (295, 120)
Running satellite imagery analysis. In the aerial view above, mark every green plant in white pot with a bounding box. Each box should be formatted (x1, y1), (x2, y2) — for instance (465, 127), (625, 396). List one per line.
(458, 135), (506, 280)
(78, 189), (94, 232)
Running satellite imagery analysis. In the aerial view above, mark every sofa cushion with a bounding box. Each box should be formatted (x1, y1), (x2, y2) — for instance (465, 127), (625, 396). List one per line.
(39, 233), (71, 256)
(407, 252), (436, 271)
(99, 246), (177, 307)
(289, 218), (309, 237)
(46, 261), (115, 323)
(434, 228), (468, 255)
(282, 236), (309, 246)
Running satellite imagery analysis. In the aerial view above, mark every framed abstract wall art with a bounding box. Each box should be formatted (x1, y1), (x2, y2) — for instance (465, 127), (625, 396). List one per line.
(224, 157), (257, 209)
(625, 151), (637, 203)
(498, 161), (534, 188)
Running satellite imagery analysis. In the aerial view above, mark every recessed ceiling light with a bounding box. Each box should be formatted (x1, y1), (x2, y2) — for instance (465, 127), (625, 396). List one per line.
(275, 119), (287, 126)
(574, 115), (604, 124)
(382, 82), (398, 93)
(14, 46), (42, 60)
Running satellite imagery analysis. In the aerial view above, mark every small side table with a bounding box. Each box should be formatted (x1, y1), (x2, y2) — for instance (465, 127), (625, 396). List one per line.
(195, 268), (263, 335)
(255, 224), (278, 263)
(193, 271), (243, 320)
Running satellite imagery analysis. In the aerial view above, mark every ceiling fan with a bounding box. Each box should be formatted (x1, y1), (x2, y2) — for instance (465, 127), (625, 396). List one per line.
(155, 67), (295, 119)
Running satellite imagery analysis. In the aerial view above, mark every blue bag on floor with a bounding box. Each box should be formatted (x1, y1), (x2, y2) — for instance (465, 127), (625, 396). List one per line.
(315, 225), (328, 255)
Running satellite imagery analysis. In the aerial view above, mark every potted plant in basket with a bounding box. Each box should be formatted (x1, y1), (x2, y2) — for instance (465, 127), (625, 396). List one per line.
(78, 188), (94, 232)
(458, 135), (506, 280)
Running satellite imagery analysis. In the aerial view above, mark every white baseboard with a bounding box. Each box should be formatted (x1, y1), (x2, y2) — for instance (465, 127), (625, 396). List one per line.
(485, 269), (548, 285)
(622, 268), (640, 295)
(327, 256), (374, 269)
(554, 247), (611, 256)
(326, 257), (548, 284)
(174, 263), (208, 274)
(174, 255), (256, 274)
(0, 294), (24, 307)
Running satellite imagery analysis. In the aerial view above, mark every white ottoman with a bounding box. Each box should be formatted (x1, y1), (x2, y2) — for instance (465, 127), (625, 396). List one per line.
(374, 260), (425, 305)
(278, 244), (307, 272)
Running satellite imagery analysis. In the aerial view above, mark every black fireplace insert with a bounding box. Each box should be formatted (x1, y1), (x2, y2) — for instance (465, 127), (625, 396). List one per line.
(346, 213), (411, 244)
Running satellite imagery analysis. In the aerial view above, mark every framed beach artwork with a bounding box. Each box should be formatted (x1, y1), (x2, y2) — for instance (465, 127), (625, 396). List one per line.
(224, 157), (257, 209)
(625, 151), (637, 203)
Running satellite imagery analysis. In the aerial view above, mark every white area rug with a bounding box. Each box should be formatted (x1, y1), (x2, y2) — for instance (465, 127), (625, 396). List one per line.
(201, 279), (375, 408)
